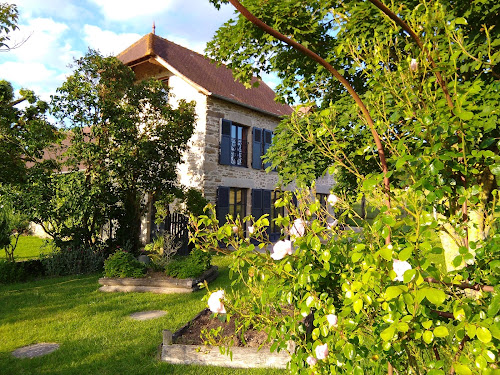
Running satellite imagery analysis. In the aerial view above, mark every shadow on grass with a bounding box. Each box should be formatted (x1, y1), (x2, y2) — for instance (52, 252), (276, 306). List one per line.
(0, 256), (285, 375)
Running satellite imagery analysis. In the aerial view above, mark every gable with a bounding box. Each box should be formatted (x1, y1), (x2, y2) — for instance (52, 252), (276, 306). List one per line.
(117, 33), (292, 118)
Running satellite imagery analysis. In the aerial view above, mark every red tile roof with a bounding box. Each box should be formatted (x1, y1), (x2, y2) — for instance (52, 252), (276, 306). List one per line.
(117, 33), (292, 118)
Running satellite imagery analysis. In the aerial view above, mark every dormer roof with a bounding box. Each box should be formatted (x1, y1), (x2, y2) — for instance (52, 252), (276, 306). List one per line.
(117, 33), (292, 118)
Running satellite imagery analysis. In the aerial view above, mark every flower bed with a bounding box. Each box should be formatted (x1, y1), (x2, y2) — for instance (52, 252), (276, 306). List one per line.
(98, 265), (218, 294)
(160, 309), (291, 369)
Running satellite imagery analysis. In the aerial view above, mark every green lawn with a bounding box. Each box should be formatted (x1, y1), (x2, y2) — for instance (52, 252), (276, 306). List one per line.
(0, 255), (286, 375)
(0, 236), (53, 260)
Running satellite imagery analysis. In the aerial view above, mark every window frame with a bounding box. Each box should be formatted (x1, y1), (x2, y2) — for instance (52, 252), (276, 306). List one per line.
(219, 119), (248, 167)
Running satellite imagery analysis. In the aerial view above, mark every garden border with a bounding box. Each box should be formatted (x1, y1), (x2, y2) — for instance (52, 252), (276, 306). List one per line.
(98, 265), (218, 294)
(160, 308), (291, 369)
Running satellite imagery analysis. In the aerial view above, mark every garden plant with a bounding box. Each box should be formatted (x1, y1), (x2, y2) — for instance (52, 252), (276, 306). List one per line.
(194, 0), (500, 374)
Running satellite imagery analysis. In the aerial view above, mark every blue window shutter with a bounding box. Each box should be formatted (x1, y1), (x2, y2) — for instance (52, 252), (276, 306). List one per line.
(219, 119), (232, 165)
(217, 186), (230, 224)
(252, 128), (262, 169)
(262, 189), (272, 238)
(263, 129), (273, 169)
(251, 189), (263, 219)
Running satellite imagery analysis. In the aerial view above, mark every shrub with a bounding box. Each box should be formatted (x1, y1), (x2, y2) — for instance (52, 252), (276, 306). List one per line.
(164, 248), (211, 279)
(0, 259), (44, 283)
(104, 250), (145, 278)
(41, 243), (105, 276)
(147, 233), (181, 271)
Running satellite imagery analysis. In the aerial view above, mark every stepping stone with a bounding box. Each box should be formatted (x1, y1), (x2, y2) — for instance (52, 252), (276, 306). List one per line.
(12, 343), (60, 358)
(129, 310), (167, 321)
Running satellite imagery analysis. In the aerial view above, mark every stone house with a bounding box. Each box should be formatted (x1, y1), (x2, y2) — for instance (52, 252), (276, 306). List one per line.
(117, 33), (334, 243)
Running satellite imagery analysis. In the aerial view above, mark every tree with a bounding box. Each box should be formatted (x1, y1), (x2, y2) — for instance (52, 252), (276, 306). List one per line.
(193, 1), (500, 374)
(0, 2), (17, 51)
(0, 2), (60, 261)
(49, 50), (196, 251)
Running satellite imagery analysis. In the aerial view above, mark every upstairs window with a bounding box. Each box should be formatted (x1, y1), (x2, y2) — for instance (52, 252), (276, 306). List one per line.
(252, 128), (273, 170)
(219, 119), (248, 167)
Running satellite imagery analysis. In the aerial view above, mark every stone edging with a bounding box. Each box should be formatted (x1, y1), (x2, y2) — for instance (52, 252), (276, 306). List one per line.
(160, 309), (291, 369)
(98, 266), (218, 294)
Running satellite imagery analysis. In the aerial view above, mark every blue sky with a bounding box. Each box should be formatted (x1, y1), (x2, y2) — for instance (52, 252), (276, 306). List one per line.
(1, 0), (280, 101)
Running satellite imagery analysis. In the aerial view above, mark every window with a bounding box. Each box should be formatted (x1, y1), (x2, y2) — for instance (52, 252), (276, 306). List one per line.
(270, 190), (284, 240)
(252, 189), (282, 241)
(219, 119), (248, 167)
(217, 187), (247, 224)
(316, 193), (328, 208)
(252, 127), (273, 170)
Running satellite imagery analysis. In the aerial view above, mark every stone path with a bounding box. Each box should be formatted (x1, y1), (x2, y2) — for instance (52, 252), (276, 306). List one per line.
(129, 310), (167, 321)
(12, 343), (60, 358)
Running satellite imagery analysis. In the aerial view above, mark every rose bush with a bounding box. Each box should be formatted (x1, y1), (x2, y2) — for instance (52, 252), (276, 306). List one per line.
(197, 0), (499, 373)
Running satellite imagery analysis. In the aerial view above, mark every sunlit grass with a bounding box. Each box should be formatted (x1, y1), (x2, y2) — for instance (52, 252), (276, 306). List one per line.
(0, 255), (285, 375)
(0, 236), (52, 260)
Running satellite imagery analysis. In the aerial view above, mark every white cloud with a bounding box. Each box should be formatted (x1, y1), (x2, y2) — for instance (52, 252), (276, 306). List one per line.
(83, 25), (142, 56)
(1, 17), (81, 99)
(14, 0), (87, 20)
(7, 17), (78, 67)
(88, 0), (177, 21)
(0, 61), (60, 100)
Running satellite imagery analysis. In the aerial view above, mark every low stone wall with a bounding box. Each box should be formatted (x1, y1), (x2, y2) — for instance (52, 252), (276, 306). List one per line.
(160, 314), (291, 369)
(98, 266), (218, 294)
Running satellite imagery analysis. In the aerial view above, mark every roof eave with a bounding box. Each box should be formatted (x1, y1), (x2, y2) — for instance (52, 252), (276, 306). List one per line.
(210, 93), (287, 119)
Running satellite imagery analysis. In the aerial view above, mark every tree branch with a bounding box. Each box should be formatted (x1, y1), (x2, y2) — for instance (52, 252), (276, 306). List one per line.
(226, 0), (392, 243)
(367, 0), (454, 110)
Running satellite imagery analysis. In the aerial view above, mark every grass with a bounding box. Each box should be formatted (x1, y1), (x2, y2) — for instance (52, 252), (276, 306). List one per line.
(0, 255), (286, 375)
(0, 236), (53, 260)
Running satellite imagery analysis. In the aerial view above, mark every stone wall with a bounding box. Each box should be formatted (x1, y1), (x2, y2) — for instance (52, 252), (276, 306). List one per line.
(202, 96), (335, 206)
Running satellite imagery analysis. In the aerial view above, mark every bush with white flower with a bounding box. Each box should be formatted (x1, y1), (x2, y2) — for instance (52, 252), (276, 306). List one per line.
(194, 1), (499, 374)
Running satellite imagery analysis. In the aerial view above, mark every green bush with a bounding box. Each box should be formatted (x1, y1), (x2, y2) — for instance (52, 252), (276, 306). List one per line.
(147, 233), (181, 271)
(104, 250), (145, 278)
(164, 248), (211, 279)
(0, 259), (24, 283)
(0, 259), (45, 283)
(41, 244), (105, 276)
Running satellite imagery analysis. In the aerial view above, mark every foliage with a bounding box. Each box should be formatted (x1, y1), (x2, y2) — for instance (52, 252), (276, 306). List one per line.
(41, 243), (106, 276)
(198, 0), (500, 373)
(0, 79), (60, 187)
(165, 248), (212, 279)
(0, 2), (17, 50)
(21, 169), (115, 249)
(48, 50), (196, 251)
(0, 200), (28, 262)
(146, 233), (181, 271)
(0, 258), (44, 283)
(103, 250), (145, 278)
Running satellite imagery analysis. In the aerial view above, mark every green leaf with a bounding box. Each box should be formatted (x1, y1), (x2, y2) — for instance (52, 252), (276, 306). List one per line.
(399, 247), (412, 261)
(381, 326), (395, 341)
(490, 164), (500, 176)
(343, 342), (355, 360)
(453, 363), (472, 375)
(457, 110), (473, 121)
(379, 246), (392, 261)
(385, 286), (405, 300)
(422, 288), (447, 305)
(433, 326), (449, 338)
(310, 236), (321, 252)
(351, 252), (363, 262)
(423, 330), (434, 344)
(476, 327), (492, 343)
(353, 298), (363, 314)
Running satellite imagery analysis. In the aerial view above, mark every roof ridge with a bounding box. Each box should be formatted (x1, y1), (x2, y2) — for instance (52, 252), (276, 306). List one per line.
(116, 34), (150, 59)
